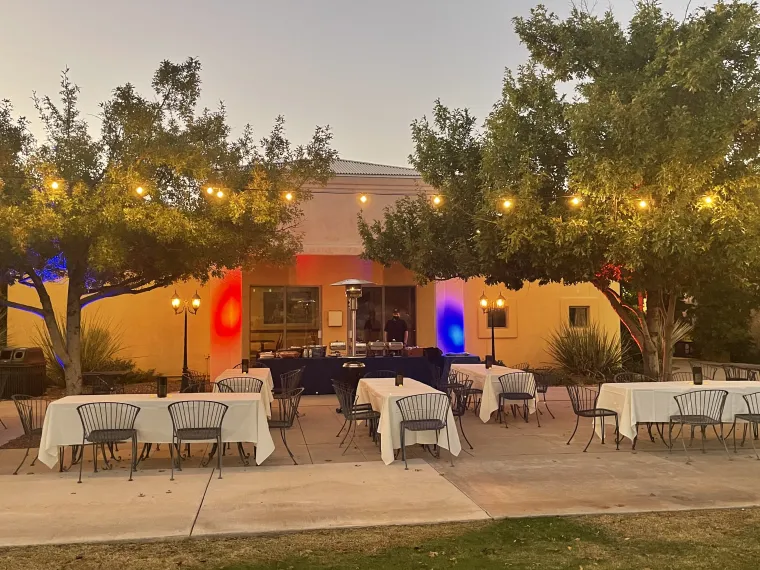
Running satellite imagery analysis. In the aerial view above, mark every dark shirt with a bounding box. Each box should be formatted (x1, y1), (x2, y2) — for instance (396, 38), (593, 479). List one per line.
(384, 318), (408, 342)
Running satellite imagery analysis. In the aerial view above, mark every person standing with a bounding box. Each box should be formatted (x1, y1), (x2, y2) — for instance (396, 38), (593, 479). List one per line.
(384, 308), (408, 345)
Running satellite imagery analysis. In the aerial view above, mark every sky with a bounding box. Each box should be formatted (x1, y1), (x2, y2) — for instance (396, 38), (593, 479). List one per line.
(2, 0), (701, 168)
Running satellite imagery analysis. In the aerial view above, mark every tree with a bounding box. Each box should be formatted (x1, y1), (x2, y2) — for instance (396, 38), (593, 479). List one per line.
(0, 58), (337, 394)
(360, 1), (760, 378)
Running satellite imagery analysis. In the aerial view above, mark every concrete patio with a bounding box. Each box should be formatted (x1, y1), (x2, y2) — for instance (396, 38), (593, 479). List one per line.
(1, 389), (760, 547)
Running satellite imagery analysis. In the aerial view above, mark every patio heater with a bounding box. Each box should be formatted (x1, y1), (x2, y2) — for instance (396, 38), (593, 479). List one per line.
(331, 279), (375, 357)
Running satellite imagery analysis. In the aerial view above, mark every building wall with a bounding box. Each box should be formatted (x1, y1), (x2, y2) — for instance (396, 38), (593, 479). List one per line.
(8, 280), (211, 377)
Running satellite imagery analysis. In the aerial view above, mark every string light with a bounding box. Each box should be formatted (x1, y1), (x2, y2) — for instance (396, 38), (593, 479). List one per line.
(206, 187), (214, 195)
(432, 195), (442, 205)
(359, 194), (368, 204)
(502, 199), (513, 209)
(50, 181), (59, 190)
(570, 196), (581, 206)
(216, 190), (224, 198)
(135, 186), (145, 196)
(702, 195), (715, 206)
(285, 192), (294, 201)
(638, 199), (649, 209)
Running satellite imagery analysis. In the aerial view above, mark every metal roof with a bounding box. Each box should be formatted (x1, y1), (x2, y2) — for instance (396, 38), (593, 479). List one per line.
(331, 159), (420, 178)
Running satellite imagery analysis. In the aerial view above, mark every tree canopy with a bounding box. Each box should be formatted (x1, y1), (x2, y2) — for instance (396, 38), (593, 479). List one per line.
(360, 1), (760, 377)
(0, 58), (337, 392)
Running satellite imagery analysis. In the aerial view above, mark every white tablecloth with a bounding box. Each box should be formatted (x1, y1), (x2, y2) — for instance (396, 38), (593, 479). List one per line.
(596, 381), (760, 441)
(213, 368), (274, 417)
(356, 377), (461, 465)
(450, 364), (536, 423)
(37, 393), (275, 468)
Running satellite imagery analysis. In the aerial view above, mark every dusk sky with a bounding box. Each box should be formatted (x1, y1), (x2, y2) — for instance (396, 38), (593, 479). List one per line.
(3, 0), (700, 167)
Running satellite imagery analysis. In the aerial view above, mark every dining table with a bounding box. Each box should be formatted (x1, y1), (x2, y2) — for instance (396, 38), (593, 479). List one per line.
(37, 392), (275, 468)
(356, 377), (462, 465)
(450, 363), (537, 423)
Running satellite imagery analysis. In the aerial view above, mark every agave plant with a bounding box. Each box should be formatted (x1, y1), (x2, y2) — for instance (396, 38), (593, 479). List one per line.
(546, 322), (629, 378)
(32, 311), (129, 387)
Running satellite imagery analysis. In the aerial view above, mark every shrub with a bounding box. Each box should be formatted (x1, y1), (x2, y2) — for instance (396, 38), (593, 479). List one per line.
(547, 322), (628, 378)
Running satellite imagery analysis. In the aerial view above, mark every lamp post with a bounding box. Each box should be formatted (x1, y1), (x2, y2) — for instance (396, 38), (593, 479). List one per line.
(172, 291), (201, 391)
(479, 291), (506, 361)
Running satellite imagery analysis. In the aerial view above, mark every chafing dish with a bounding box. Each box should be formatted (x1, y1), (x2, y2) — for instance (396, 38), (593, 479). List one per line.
(367, 341), (387, 356)
(387, 341), (404, 355)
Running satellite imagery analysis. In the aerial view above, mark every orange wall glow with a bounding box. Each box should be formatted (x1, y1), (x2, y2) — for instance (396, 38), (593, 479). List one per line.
(210, 269), (242, 379)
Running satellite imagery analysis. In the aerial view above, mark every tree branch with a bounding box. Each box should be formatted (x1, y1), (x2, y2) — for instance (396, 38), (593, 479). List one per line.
(80, 281), (169, 307)
(0, 296), (44, 317)
(597, 284), (645, 347)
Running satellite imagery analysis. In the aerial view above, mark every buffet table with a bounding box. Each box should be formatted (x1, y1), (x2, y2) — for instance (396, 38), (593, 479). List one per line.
(262, 356), (436, 395)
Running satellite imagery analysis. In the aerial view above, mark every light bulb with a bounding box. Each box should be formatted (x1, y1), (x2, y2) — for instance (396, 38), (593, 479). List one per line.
(285, 192), (293, 201)
(432, 195), (441, 205)
(206, 187), (214, 195)
(136, 187), (144, 195)
(703, 195), (714, 205)
(638, 199), (649, 209)
(359, 195), (367, 204)
(50, 181), (59, 190)
(216, 190), (224, 198)
(503, 199), (513, 209)
(571, 196), (581, 206)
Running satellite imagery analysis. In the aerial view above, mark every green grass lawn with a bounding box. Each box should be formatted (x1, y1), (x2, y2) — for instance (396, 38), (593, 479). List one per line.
(2, 509), (759, 570)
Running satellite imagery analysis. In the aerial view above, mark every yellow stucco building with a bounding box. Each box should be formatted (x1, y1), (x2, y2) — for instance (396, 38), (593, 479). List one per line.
(7, 160), (620, 380)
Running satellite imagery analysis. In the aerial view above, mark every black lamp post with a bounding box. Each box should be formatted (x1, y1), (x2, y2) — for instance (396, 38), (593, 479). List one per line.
(172, 290), (201, 391)
(479, 291), (506, 361)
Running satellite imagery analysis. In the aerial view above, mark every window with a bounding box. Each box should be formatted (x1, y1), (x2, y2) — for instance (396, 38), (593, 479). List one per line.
(357, 286), (416, 345)
(569, 306), (590, 328)
(487, 308), (508, 329)
(249, 286), (320, 354)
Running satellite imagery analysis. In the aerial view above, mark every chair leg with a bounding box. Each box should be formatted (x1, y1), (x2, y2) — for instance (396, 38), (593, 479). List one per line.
(718, 424), (731, 460)
(170, 436), (175, 481)
(336, 418), (347, 438)
(742, 423), (749, 447)
(77, 437), (86, 483)
(401, 427), (408, 469)
(750, 422), (760, 460)
(533, 400), (540, 428)
(128, 436), (136, 481)
(342, 418), (358, 456)
(700, 426), (707, 454)
(458, 415), (473, 450)
(733, 419), (738, 453)
(13, 446), (30, 476)
(668, 421), (673, 452)
(339, 418), (352, 447)
(281, 428), (297, 465)
(93, 443), (98, 473)
(567, 415), (580, 445)
(217, 435), (223, 479)
(445, 428), (453, 467)
(614, 415), (619, 450)
(0, 417), (6, 429)
(583, 416), (596, 452)
(497, 396), (503, 424)
(681, 423), (691, 463)
(601, 415), (605, 445)
(543, 392), (555, 419)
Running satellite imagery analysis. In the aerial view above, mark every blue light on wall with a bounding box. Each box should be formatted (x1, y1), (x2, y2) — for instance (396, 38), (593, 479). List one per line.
(437, 300), (465, 354)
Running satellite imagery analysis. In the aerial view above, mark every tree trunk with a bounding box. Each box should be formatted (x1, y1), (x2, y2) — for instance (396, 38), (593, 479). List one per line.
(641, 337), (660, 379)
(64, 294), (83, 395)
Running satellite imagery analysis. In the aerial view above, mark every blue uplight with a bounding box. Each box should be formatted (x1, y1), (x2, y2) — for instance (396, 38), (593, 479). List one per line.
(437, 300), (465, 354)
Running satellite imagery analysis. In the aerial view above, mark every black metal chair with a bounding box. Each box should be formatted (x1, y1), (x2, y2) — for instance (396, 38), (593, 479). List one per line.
(510, 362), (530, 371)
(669, 389), (730, 462)
(566, 385), (619, 452)
(82, 372), (127, 395)
(732, 392), (760, 459)
(333, 381), (380, 454)
(268, 387), (304, 465)
(11, 395), (50, 474)
(396, 392), (454, 469)
(167, 400), (228, 480)
(181, 377), (211, 393)
(497, 372), (539, 427)
(76, 402), (140, 483)
(274, 368), (304, 399)
(363, 370), (398, 379)
(445, 372), (473, 450)
(722, 365), (757, 381)
(217, 377), (264, 394)
(449, 358), (483, 414)
(613, 372), (658, 383)
(689, 361), (720, 380)
(528, 367), (556, 419)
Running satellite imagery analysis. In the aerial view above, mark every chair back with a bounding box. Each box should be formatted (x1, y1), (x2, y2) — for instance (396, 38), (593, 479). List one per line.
(76, 402), (140, 437)
(0, 376), (7, 400)
(613, 372), (657, 383)
(273, 387), (304, 428)
(182, 379), (210, 393)
(363, 370), (398, 379)
(278, 368), (304, 393)
(332, 381), (359, 418)
(251, 361), (269, 368)
(498, 372), (536, 397)
(510, 362), (530, 371)
(566, 385), (599, 414)
(673, 389), (728, 421)
(445, 373), (472, 417)
(11, 395), (49, 435)
(396, 392), (450, 424)
(743, 392), (760, 416)
(217, 377), (263, 393)
(168, 400), (228, 431)
(722, 365), (757, 381)
(670, 372), (693, 382)
(689, 361), (719, 380)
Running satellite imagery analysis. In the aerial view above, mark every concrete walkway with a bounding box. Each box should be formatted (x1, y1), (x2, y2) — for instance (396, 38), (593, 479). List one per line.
(1, 389), (760, 547)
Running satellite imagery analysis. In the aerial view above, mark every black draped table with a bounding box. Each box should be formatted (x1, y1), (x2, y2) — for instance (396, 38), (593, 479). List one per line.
(262, 356), (436, 395)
